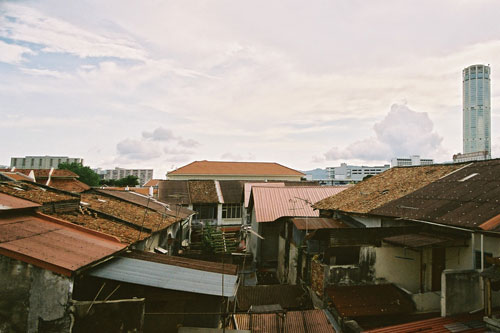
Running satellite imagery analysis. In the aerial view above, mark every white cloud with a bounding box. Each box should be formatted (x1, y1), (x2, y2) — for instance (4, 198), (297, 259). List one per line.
(0, 3), (147, 60)
(116, 138), (160, 160)
(324, 104), (444, 161)
(143, 127), (176, 141)
(0, 39), (33, 64)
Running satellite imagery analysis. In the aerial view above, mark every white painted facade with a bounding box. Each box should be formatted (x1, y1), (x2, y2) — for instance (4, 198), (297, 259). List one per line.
(10, 155), (83, 169)
(391, 155), (434, 167)
(326, 163), (390, 182)
(101, 167), (154, 186)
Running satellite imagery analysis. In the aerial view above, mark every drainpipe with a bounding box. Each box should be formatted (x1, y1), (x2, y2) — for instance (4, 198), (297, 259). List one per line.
(471, 233), (476, 269)
(481, 234), (484, 271)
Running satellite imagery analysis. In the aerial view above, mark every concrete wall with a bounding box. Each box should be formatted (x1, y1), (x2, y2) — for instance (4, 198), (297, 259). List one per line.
(350, 215), (381, 228)
(0, 255), (73, 333)
(374, 244), (421, 293)
(288, 242), (299, 285)
(441, 269), (481, 316)
(277, 235), (286, 283)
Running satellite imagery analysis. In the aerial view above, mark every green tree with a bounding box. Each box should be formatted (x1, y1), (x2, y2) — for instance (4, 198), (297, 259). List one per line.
(58, 162), (100, 187)
(115, 175), (139, 187)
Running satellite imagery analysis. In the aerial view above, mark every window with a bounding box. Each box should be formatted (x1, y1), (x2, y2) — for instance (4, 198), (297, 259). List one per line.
(192, 204), (217, 220)
(475, 251), (493, 269)
(38, 159), (42, 167)
(222, 204), (242, 219)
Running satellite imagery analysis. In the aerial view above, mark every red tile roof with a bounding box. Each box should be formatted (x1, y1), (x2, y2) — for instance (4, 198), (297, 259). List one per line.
(13, 168), (79, 178)
(0, 211), (125, 276)
(0, 181), (77, 204)
(363, 313), (486, 332)
(251, 186), (348, 222)
(144, 179), (161, 187)
(0, 171), (35, 182)
(232, 310), (336, 333)
(46, 178), (91, 193)
(168, 160), (304, 176)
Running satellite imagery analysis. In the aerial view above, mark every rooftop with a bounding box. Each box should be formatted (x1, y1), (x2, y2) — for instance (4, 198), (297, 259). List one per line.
(327, 284), (414, 318)
(251, 186), (348, 223)
(363, 313), (486, 333)
(0, 181), (78, 204)
(168, 160), (305, 176)
(0, 210), (125, 276)
(236, 285), (312, 311)
(313, 164), (463, 214)
(371, 159), (500, 231)
(292, 217), (349, 230)
(231, 310), (336, 333)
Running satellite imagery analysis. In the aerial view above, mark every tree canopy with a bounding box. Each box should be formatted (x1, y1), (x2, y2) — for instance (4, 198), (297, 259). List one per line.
(99, 175), (139, 187)
(58, 162), (100, 187)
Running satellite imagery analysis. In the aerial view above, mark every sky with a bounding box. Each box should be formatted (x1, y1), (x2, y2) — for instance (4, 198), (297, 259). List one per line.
(1, 0), (500, 177)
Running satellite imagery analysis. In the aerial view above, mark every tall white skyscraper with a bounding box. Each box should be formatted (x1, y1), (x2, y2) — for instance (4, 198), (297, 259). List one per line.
(463, 64), (491, 158)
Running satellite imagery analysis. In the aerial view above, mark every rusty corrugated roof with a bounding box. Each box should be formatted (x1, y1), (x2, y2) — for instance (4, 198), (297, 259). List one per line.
(0, 192), (40, 210)
(327, 284), (414, 318)
(363, 313), (486, 333)
(370, 159), (500, 230)
(292, 217), (348, 230)
(236, 285), (312, 311)
(313, 164), (463, 214)
(123, 250), (238, 275)
(232, 310), (335, 332)
(0, 212), (125, 276)
(168, 161), (304, 176)
(383, 232), (467, 248)
(219, 180), (245, 203)
(252, 186), (348, 223)
(158, 180), (191, 205)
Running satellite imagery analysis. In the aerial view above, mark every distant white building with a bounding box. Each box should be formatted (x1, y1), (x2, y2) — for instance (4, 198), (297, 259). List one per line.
(453, 151), (489, 163)
(10, 156), (83, 169)
(326, 163), (390, 183)
(391, 155), (434, 167)
(101, 167), (154, 186)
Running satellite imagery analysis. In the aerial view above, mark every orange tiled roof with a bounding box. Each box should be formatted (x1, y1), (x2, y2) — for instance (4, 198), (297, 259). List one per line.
(144, 179), (161, 187)
(13, 169), (79, 178)
(168, 161), (304, 176)
(46, 178), (90, 193)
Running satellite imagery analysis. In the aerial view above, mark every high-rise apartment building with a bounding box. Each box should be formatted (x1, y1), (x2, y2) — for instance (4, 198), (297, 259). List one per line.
(463, 64), (491, 158)
(391, 155), (434, 167)
(101, 167), (154, 186)
(10, 156), (83, 169)
(326, 163), (390, 183)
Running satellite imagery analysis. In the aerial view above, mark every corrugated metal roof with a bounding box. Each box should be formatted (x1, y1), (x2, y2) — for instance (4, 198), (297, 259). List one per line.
(244, 182), (285, 208)
(89, 256), (238, 297)
(363, 313), (487, 332)
(168, 161), (305, 176)
(292, 217), (348, 230)
(383, 232), (467, 248)
(314, 164), (462, 214)
(236, 285), (312, 311)
(0, 192), (40, 210)
(252, 186), (348, 223)
(327, 284), (414, 318)
(370, 159), (500, 230)
(123, 250), (238, 275)
(232, 310), (336, 332)
(0, 212), (125, 276)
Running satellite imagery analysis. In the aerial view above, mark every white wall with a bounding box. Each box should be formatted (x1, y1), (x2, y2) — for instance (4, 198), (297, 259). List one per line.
(374, 244), (421, 293)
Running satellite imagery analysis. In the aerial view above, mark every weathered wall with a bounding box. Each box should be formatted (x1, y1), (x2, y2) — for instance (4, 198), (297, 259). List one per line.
(374, 244), (421, 293)
(0, 255), (73, 333)
(73, 298), (145, 332)
(277, 235), (286, 283)
(288, 242), (299, 285)
(311, 258), (326, 298)
(441, 269), (481, 316)
(328, 247), (376, 286)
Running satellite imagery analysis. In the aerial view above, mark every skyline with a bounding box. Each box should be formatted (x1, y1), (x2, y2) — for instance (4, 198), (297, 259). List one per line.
(1, 1), (500, 177)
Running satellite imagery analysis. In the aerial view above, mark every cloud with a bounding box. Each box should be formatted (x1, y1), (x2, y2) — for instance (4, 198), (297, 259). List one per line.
(0, 3), (147, 61)
(0, 39), (34, 64)
(220, 152), (256, 161)
(177, 138), (200, 148)
(116, 138), (160, 160)
(324, 104), (444, 161)
(142, 127), (176, 141)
